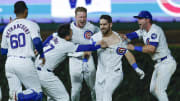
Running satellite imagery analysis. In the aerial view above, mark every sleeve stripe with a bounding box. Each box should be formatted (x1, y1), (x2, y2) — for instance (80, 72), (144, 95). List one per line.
(149, 42), (158, 47)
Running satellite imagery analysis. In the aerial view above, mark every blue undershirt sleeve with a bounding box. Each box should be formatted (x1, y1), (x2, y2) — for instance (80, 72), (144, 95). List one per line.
(1, 48), (8, 55)
(33, 37), (44, 58)
(76, 44), (101, 52)
(126, 32), (139, 40)
(149, 42), (158, 47)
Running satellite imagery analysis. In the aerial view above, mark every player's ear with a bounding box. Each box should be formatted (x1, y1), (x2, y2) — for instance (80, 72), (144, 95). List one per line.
(110, 23), (112, 28)
(24, 9), (28, 18)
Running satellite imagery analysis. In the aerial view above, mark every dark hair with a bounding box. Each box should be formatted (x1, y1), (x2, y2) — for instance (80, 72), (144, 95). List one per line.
(75, 7), (87, 15)
(100, 15), (112, 23)
(57, 24), (71, 38)
(14, 1), (28, 14)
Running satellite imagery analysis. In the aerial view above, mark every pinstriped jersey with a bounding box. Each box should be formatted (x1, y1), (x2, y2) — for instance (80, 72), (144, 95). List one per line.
(70, 21), (99, 44)
(135, 24), (170, 60)
(68, 21), (99, 57)
(91, 31), (127, 73)
(35, 33), (78, 71)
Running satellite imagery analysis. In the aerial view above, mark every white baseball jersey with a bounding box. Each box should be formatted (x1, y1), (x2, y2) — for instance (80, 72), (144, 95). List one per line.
(135, 24), (170, 60)
(70, 21), (99, 44)
(91, 31), (127, 101)
(1, 19), (41, 58)
(69, 21), (99, 101)
(91, 31), (127, 73)
(35, 33), (78, 71)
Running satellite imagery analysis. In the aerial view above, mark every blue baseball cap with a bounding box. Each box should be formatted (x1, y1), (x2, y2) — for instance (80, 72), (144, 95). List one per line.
(134, 11), (152, 20)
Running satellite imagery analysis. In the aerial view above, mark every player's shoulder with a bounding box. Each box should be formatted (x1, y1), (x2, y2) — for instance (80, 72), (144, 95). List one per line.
(150, 24), (163, 35)
(91, 31), (102, 41)
(85, 21), (98, 28)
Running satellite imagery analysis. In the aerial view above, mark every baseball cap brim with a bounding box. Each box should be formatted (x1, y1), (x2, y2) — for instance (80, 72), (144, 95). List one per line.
(133, 16), (144, 19)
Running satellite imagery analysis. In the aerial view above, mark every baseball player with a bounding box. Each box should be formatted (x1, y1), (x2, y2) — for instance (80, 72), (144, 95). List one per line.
(35, 24), (107, 101)
(69, 7), (99, 101)
(122, 11), (177, 101)
(1, 1), (45, 101)
(91, 15), (145, 101)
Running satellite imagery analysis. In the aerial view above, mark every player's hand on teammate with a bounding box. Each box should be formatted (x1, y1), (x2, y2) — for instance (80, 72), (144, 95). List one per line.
(119, 33), (128, 40)
(83, 52), (91, 59)
(34, 49), (38, 56)
(127, 44), (134, 50)
(99, 40), (108, 48)
(40, 58), (46, 66)
(135, 68), (145, 79)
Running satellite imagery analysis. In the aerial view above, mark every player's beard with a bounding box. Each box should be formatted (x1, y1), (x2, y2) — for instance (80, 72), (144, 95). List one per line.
(101, 27), (110, 35)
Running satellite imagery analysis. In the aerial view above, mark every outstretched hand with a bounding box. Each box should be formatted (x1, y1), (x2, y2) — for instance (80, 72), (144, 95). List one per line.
(135, 68), (145, 80)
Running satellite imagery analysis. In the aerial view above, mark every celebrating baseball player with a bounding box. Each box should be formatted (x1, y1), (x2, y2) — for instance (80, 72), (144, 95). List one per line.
(35, 24), (107, 101)
(122, 11), (177, 101)
(1, 1), (45, 101)
(69, 7), (99, 101)
(91, 15), (145, 101)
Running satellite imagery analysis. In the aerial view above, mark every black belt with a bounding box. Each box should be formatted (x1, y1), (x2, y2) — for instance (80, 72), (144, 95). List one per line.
(37, 67), (52, 72)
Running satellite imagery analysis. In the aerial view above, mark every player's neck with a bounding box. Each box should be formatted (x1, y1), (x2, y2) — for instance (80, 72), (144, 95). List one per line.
(16, 14), (26, 19)
(103, 30), (113, 37)
(145, 23), (152, 32)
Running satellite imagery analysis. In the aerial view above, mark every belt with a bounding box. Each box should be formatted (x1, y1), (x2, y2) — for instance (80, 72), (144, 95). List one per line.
(8, 55), (32, 59)
(37, 67), (52, 72)
(8, 55), (35, 61)
(156, 56), (167, 63)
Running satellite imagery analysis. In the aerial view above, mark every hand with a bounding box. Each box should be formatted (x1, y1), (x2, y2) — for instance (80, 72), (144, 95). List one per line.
(83, 52), (91, 59)
(135, 68), (145, 79)
(119, 33), (128, 40)
(39, 57), (46, 66)
(99, 40), (108, 48)
(34, 49), (38, 56)
(127, 44), (134, 50)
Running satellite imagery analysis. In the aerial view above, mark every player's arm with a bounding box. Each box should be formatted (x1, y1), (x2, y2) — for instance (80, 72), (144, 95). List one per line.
(33, 37), (44, 58)
(75, 39), (107, 52)
(42, 35), (53, 47)
(124, 51), (145, 79)
(127, 44), (157, 54)
(30, 23), (45, 64)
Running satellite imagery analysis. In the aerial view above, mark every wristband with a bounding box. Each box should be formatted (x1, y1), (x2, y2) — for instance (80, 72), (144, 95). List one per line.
(132, 63), (138, 69)
(134, 46), (143, 52)
(83, 58), (88, 62)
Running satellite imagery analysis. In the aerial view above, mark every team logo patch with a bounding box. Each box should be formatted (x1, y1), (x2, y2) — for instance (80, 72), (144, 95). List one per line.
(151, 33), (157, 39)
(84, 30), (93, 40)
(146, 38), (150, 45)
(116, 47), (127, 55)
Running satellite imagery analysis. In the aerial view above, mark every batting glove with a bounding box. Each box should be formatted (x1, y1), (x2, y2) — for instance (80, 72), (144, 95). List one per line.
(135, 68), (145, 79)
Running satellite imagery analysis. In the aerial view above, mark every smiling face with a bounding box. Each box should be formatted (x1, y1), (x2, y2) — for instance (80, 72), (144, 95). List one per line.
(100, 19), (112, 35)
(75, 11), (87, 28)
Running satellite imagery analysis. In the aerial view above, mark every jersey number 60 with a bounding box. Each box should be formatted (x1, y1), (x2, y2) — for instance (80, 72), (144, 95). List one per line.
(10, 33), (26, 49)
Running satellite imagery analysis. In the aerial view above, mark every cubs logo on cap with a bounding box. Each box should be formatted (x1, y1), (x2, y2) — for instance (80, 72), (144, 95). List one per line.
(84, 30), (93, 40)
(116, 47), (127, 55)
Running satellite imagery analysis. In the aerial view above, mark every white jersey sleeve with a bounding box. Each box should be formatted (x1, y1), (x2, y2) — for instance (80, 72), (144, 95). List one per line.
(29, 22), (42, 40)
(148, 29), (160, 43)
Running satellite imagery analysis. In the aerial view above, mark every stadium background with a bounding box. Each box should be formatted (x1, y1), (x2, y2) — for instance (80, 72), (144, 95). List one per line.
(0, 0), (180, 101)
